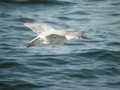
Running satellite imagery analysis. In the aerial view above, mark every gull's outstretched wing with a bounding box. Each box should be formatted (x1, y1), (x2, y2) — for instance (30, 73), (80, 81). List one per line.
(23, 22), (55, 35)
(26, 36), (43, 47)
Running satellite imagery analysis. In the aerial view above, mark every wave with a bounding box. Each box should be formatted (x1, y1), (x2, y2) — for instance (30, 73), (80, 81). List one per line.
(76, 49), (120, 62)
(0, 0), (73, 5)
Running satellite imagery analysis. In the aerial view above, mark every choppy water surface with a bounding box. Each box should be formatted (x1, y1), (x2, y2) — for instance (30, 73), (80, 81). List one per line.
(0, 0), (120, 90)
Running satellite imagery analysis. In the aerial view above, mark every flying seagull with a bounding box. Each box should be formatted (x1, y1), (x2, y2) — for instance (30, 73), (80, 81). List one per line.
(23, 22), (87, 47)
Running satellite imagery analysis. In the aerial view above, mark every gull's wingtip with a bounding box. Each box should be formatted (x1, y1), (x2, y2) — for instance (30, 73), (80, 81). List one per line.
(23, 21), (34, 28)
(22, 21), (32, 25)
(20, 44), (33, 48)
(21, 17), (34, 23)
(80, 32), (88, 39)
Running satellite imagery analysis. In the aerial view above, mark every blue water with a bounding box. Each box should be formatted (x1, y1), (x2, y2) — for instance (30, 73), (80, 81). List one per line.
(0, 0), (120, 90)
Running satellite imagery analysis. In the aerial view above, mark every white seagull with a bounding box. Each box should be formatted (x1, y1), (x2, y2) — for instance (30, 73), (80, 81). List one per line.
(23, 22), (87, 47)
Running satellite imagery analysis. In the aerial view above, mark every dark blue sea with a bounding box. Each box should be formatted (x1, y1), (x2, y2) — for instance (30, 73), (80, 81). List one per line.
(0, 0), (120, 90)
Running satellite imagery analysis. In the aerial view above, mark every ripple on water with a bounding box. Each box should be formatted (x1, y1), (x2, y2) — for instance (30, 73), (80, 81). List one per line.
(106, 41), (120, 46)
(0, 0), (74, 5)
(111, 2), (120, 6)
(77, 49), (120, 62)
(0, 0), (120, 90)
(68, 10), (91, 16)
(65, 69), (98, 79)
(0, 80), (41, 89)
(0, 12), (11, 18)
(0, 61), (21, 68)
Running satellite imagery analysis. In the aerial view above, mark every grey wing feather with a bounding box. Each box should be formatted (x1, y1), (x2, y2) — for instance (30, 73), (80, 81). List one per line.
(24, 22), (55, 35)
(46, 34), (67, 44)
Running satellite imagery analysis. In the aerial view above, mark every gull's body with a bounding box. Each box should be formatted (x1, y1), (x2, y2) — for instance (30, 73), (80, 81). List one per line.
(23, 22), (86, 47)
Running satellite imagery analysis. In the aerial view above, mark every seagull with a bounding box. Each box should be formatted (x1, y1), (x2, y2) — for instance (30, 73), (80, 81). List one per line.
(23, 22), (87, 47)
